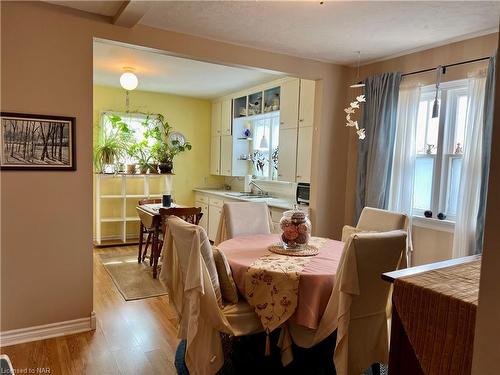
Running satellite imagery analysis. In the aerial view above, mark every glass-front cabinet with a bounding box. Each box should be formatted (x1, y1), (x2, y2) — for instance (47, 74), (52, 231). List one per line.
(211, 78), (315, 183)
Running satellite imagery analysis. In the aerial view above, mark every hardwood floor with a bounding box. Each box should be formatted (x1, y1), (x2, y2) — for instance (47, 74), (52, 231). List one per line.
(0, 246), (180, 375)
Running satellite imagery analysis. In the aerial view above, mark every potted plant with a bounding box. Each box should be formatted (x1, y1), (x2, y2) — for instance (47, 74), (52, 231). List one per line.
(128, 141), (151, 174)
(93, 114), (132, 173)
(147, 114), (192, 174)
(150, 142), (174, 173)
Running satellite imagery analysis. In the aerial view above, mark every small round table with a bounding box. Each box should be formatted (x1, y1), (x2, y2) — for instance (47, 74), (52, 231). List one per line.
(217, 234), (345, 329)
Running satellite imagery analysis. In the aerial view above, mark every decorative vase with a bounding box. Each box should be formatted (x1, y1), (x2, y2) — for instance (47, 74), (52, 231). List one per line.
(126, 164), (136, 174)
(159, 161), (173, 174)
(279, 208), (311, 250)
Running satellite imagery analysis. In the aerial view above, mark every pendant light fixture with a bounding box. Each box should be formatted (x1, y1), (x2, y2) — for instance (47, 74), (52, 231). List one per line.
(432, 66), (443, 118)
(350, 51), (366, 88)
(259, 134), (269, 149)
(119, 67), (138, 112)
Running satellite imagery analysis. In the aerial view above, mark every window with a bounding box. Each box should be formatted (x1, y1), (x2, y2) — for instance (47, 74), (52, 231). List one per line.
(413, 80), (468, 220)
(250, 112), (280, 180)
(100, 112), (156, 163)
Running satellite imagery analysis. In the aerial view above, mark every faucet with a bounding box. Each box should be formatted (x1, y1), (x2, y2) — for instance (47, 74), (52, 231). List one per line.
(249, 180), (268, 196)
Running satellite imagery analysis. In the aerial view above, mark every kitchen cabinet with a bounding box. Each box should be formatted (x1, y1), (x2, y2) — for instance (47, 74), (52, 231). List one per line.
(211, 101), (222, 136)
(277, 127), (298, 182)
(278, 78), (315, 183)
(210, 136), (221, 175)
(210, 77), (315, 182)
(221, 99), (232, 135)
(208, 205), (222, 241)
(197, 202), (209, 233)
(220, 135), (233, 176)
(279, 78), (300, 129)
(296, 126), (313, 183)
(299, 79), (315, 128)
(208, 197), (224, 241)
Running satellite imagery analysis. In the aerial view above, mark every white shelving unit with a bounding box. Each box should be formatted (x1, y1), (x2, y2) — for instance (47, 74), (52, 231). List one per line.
(94, 173), (172, 246)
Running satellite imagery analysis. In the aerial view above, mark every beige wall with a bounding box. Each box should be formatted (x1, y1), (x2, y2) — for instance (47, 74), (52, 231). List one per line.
(345, 32), (498, 225)
(472, 32), (500, 375)
(343, 33), (498, 265)
(1, 1), (349, 331)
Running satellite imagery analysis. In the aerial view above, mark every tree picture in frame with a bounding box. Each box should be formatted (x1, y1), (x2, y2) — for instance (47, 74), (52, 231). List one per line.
(1, 112), (76, 170)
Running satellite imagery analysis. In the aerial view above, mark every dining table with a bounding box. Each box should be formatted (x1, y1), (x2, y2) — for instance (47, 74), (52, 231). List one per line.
(136, 202), (182, 278)
(217, 233), (345, 331)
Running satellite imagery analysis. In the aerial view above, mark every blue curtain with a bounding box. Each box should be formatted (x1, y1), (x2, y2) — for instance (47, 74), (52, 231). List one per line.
(355, 72), (402, 222)
(475, 55), (496, 254)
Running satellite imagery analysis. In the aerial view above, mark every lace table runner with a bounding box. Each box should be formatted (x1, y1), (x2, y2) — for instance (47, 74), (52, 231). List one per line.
(244, 237), (328, 333)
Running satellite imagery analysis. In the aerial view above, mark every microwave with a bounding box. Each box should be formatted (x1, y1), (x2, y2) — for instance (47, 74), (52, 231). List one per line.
(296, 183), (310, 205)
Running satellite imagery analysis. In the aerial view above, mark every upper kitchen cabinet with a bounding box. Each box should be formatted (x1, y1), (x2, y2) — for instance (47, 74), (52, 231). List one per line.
(296, 126), (313, 183)
(210, 135), (221, 175)
(299, 79), (316, 128)
(221, 99), (232, 135)
(279, 78), (300, 129)
(210, 77), (317, 183)
(220, 135), (233, 176)
(211, 101), (222, 136)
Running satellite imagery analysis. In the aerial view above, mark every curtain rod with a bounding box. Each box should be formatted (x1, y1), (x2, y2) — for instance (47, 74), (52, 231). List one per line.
(401, 56), (491, 77)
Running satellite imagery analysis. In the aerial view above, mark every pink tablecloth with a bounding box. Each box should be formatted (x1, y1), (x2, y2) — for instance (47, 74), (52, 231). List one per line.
(217, 234), (344, 329)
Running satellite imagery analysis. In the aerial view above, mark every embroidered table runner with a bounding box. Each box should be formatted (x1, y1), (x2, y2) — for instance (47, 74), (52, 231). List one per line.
(244, 237), (328, 332)
(392, 260), (480, 375)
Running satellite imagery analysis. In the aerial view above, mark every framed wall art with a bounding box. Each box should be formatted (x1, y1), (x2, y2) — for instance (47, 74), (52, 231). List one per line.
(1, 112), (76, 170)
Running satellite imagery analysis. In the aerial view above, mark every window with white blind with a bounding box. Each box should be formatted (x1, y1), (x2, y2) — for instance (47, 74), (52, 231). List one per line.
(413, 80), (468, 220)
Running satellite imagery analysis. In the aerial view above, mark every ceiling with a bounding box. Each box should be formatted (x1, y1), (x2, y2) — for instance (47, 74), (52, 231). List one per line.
(51, 1), (500, 65)
(46, 1), (123, 17)
(139, 1), (500, 64)
(93, 41), (284, 98)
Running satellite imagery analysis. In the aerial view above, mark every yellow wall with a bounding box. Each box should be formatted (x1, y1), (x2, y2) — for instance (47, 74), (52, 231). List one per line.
(93, 85), (223, 239)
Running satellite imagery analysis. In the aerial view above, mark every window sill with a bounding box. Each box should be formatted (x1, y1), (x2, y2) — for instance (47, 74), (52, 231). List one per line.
(412, 215), (455, 233)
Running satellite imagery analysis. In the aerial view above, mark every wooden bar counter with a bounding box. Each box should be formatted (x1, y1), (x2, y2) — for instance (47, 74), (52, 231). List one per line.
(383, 255), (481, 375)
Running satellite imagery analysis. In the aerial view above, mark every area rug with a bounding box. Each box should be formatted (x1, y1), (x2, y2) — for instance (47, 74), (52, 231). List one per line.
(98, 249), (167, 301)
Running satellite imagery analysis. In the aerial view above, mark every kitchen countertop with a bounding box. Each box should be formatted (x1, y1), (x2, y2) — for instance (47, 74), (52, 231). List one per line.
(193, 188), (308, 211)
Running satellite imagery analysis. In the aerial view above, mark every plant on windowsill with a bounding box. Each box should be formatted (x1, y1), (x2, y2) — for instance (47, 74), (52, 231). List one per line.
(93, 114), (132, 173)
(128, 141), (152, 174)
(147, 114), (192, 174)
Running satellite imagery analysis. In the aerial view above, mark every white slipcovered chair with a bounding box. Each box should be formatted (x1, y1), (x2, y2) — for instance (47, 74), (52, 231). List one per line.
(342, 206), (409, 268)
(159, 216), (262, 375)
(214, 202), (273, 245)
(342, 207), (408, 242)
(282, 230), (407, 375)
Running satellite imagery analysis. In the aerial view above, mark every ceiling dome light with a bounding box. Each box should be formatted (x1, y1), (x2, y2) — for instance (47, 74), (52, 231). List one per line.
(120, 69), (138, 91)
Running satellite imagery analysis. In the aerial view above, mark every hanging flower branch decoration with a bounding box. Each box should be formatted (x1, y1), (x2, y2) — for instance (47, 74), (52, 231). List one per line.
(344, 94), (366, 140)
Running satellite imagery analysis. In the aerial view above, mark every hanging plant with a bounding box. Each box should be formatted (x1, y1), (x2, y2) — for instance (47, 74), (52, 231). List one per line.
(344, 94), (366, 140)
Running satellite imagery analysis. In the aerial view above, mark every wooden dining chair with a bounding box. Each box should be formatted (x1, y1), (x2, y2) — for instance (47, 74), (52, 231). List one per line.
(159, 206), (203, 230)
(138, 198), (162, 264)
(153, 206), (204, 274)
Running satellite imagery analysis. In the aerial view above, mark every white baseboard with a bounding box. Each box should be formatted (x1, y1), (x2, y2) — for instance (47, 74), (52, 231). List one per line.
(0, 311), (96, 347)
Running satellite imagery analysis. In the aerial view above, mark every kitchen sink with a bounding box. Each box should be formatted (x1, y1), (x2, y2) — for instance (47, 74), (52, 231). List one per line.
(225, 192), (272, 199)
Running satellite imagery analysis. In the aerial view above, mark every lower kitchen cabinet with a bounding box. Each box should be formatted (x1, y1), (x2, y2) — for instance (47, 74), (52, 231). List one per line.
(197, 201), (209, 233)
